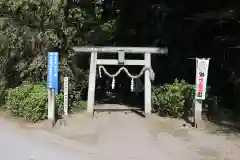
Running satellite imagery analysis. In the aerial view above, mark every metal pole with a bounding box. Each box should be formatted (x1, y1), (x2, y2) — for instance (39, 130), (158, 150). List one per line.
(48, 88), (56, 124)
(194, 99), (203, 128)
(189, 57), (203, 127)
(47, 89), (52, 119)
(51, 88), (56, 124)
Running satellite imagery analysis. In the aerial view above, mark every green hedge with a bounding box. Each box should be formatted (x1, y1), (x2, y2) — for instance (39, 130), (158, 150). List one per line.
(5, 81), (86, 122)
(152, 79), (194, 118)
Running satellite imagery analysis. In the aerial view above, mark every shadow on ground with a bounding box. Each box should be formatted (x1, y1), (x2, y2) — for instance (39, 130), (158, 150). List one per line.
(200, 107), (240, 135)
(94, 76), (145, 117)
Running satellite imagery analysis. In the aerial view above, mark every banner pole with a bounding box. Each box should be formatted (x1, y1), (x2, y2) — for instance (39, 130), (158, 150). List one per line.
(194, 58), (210, 128)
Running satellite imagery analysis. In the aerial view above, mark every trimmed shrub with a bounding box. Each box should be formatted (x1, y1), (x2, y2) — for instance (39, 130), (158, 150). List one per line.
(6, 82), (47, 122)
(5, 81), (86, 122)
(152, 79), (194, 118)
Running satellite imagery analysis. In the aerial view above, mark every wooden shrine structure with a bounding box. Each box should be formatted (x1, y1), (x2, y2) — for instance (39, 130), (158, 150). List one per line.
(72, 46), (168, 115)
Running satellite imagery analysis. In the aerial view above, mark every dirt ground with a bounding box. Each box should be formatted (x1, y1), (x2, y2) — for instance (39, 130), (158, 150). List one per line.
(1, 104), (240, 160)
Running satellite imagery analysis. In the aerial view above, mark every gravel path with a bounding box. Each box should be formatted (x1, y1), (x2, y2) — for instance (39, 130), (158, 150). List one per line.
(0, 118), (99, 160)
(0, 105), (240, 160)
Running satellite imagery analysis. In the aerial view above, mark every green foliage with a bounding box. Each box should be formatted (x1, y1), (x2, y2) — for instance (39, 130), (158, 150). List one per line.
(152, 79), (194, 118)
(0, 0), (108, 100)
(56, 92), (64, 116)
(0, 0), (238, 114)
(5, 82), (86, 122)
(70, 100), (87, 113)
(6, 82), (47, 122)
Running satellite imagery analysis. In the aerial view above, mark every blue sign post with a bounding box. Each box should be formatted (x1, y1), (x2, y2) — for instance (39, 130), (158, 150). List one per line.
(47, 52), (59, 122)
(47, 52), (59, 94)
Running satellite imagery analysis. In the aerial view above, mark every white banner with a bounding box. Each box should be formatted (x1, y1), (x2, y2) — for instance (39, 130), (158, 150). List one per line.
(195, 58), (210, 100)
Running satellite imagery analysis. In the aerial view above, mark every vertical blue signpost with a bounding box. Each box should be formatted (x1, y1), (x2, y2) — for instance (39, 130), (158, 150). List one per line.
(47, 52), (59, 123)
(47, 52), (59, 93)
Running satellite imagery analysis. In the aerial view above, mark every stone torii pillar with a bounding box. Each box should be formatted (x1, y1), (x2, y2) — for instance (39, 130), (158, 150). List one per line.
(72, 46), (168, 115)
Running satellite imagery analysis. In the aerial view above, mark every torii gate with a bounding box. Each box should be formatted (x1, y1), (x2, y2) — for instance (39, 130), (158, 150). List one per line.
(72, 46), (168, 115)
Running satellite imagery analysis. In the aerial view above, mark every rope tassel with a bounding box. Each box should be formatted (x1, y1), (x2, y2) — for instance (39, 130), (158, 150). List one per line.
(131, 78), (134, 92)
(111, 77), (115, 89)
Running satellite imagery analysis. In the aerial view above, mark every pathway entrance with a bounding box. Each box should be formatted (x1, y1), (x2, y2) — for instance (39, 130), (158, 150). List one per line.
(72, 46), (168, 115)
